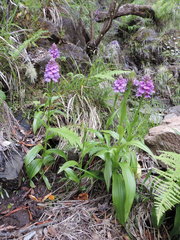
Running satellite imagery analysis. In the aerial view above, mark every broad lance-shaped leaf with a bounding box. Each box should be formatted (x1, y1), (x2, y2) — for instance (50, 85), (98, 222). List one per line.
(42, 174), (51, 190)
(44, 148), (67, 160)
(100, 130), (119, 140)
(33, 111), (44, 134)
(112, 172), (126, 225)
(120, 162), (136, 222)
(58, 160), (79, 173)
(127, 140), (154, 158)
(64, 168), (80, 183)
(104, 154), (112, 192)
(24, 144), (43, 166)
(46, 127), (82, 149)
(26, 158), (42, 179)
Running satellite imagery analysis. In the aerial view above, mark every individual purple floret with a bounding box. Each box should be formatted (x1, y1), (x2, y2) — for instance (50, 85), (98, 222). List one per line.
(44, 58), (60, 83)
(134, 75), (155, 98)
(49, 43), (60, 59)
(113, 77), (128, 93)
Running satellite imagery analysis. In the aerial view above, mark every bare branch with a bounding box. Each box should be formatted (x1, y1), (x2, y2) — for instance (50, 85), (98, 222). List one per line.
(86, 0), (121, 57)
(94, 4), (156, 23)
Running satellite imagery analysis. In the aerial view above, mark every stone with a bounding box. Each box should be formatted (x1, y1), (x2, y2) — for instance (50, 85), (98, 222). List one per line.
(144, 116), (180, 154)
(59, 42), (91, 73)
(132, 27), (158, 43)
(0, 103), (25, 189)
(104, 40), (124, 67)
(163, 105), (180, 121)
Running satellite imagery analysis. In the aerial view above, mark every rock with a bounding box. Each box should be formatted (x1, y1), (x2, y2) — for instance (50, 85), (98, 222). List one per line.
(0, 102), (25, 189)
(133, 27), (158, 43)
(163, 105), (180, 121)
(39, 14), (89, 48)
(59, 42), (91, 73)
(104, 40), (124, 67)
(144, 116), (180, 154)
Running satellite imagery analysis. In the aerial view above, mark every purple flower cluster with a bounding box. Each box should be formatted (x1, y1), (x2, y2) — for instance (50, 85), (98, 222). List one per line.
(49, 43), (60, 59)
(113, 75), (155, 98)
(44, 58), (60, 83)
(44, 43), (60, 83)
(113, 77), (128, 93)
(133, 75), (155, 98)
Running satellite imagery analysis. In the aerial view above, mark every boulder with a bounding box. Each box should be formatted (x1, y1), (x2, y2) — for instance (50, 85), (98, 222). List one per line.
(144, 116), (180, 154)
(0, 102), (25, 190)
(164, 105), (180, 120)
(104, 40), (124, 67)
(132, 27), (158, 43)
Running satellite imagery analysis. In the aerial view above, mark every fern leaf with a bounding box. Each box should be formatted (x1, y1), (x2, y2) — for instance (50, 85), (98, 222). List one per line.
(153, 152), (180, 224)
(92, 70), (132, 81)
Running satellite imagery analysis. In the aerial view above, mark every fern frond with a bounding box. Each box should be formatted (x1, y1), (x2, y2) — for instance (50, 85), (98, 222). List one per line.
(10, 30), (47, 59)
(92, 70), (132, 81)
(153, 151), (180, 224)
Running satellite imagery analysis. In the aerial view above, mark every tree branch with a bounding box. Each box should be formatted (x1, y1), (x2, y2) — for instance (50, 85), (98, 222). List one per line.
(94, 4), (156, 23)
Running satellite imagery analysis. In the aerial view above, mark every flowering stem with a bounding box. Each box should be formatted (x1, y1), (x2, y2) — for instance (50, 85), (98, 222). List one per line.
(127, 98), (143, 141)
(47, 81), (53, 128)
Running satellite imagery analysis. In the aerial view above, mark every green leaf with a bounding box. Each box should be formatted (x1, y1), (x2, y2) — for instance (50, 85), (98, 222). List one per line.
(153, 152), (180, 224)
(42, 155), (54, 166)
(81, 141), (100, 159)
(88, 146), (107, 157)
(10, 30), (47, 58)
(101, 130), (119, 140)
(112, 172), (126, 225)
(105, 109), (119, 129)
(30, 180), (36, 188)
(123, 151), (137, 174)
(104, 155), (112, 192)
(92, 70), (131, 81)
(45, 109), (66, 119)
(87, 128), (104, 141)
(120, 162), (136, 222)
(58, 160), (79, 173)
(103, 133), (111, 146)
(33, 111), (44, 134)
(80, 169), (103, 180)
(44, 148), (67, 160)
(0, 90), (6, 104)
(117, 125), (125, 140)
(24, 144), (43, 166)
(26, 158), (42, 179)
(64, 168), (80, 183)
(46, 127), (82, 148)
(171, 205), (180, 237)
(42, 174), (51, 190)
(127, 140), (154, 157)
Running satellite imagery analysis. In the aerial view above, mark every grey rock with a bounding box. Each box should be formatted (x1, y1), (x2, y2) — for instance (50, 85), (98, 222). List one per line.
(132, 27), (158, 43)
(0, 103), (24, 189)
(163, 105), (180, 121)
(145, 116), (180, 154)
(0, 146), (23, 180)
(104, 40), (124, 67)
(59, 43), (91, 73)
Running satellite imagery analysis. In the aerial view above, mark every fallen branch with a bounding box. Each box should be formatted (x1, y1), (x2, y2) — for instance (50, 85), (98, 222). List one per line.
(94, 4), (156, 22)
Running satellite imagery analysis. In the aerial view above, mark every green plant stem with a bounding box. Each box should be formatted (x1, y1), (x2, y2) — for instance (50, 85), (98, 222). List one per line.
(47, 81), (53, 127)
(43, 81), (53, 151)
(127, 98), (143, 141)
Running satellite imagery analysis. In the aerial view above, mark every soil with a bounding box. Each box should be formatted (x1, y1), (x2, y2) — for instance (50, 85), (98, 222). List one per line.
(0, 153), (171, 240)
(0, 182), (127, 240)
